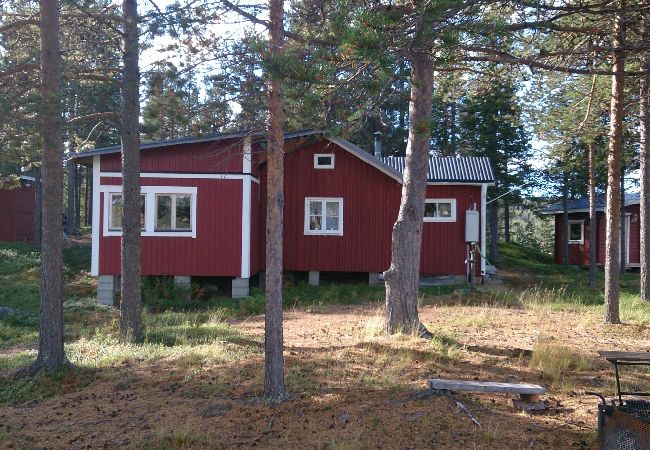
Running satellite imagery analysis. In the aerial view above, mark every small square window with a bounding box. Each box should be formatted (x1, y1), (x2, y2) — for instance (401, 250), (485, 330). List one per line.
(424, 199), (456, 222)
(314, 154), (335, 169)
(304, 198), (343, 235)
(155, 193), (194, 231)
(569, 221), (584, 244)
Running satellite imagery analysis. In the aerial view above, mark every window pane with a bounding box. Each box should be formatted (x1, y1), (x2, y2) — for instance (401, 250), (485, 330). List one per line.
(310, 215), (322, 231)
(309, 201), (322, 216)
(175, 195), (191, 229)
(438, 203), (452, 217)
(156, 195), (172, 230)
(325, 201), (339, 230)
(317, 156), (332, 166)
(570, 223), (582, 241)
(140, 195), (146, 229)
(110, 194), (123, 229)
(424, 203), (437, 218)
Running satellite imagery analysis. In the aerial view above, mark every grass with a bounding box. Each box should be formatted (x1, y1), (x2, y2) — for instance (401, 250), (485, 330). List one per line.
(528, 342), (593, 384)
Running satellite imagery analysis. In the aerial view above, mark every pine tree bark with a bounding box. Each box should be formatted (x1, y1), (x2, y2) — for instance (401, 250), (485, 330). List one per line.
(264, 0), (287, 403)
(640, 7), (650, 302)
(119, 0), (143, 343)
(589, 141), (598, 288)
(384, 51), (433, 337)
(604, 5), (625, 324)
(504, 202), (510, 243)
(22, 0), (67, 375)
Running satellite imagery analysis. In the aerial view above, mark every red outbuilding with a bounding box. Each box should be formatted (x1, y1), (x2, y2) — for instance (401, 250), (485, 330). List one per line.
(543, 194), (641, 268)
(0, 176), (37, 244)
(72, 130), (495, 303)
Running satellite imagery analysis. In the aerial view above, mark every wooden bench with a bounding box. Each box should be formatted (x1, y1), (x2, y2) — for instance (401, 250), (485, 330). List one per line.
(428, 378), (546, 411)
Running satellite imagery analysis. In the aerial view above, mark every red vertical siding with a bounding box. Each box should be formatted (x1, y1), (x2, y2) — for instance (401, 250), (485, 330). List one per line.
(249, 181), (262, 275)
(0, 184), (36, 244)
(99, 177), (242, 276)
(100, 139), (244, 173)
(554, 212), (594, 266)
(261, 141), (483, 275)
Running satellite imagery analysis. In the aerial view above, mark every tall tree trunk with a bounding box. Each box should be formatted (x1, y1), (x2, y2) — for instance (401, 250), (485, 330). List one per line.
(23, 0), (66, 375)
(604, 5), (625, 324)
(85, 166), (91, 227)
(384, 51), (433, 337)
(641, 14), (650, 301)
(589, 141), (598, 288)
(489, 202), (499, 262)
(562, 172), (569, 265)
(66, 157), (76, 235)
(264, 0), (287, 403)
(119, 0), (143, 343)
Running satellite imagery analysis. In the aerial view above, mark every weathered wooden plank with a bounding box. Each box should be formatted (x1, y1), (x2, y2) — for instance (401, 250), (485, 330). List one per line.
(598, 351), (650, 363)
(428, 379), (546, 395)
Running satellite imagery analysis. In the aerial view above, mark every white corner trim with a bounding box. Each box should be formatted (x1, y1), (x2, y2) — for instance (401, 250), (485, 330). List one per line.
(91, 156), (101, 276)
(303, 197), (344, 236)
(313, 153), (335, 169)
(568, 219), (585, 244)
(423, 198), (457, 222)
(99, 171), (260, 184)
(243, 136), (252, 174)
(480, 184), (487, 274)
(101, 185), (197, 238)
(241, 177), (251, 278)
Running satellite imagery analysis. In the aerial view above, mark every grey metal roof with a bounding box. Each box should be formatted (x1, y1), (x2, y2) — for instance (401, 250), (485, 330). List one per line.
(70, 129), (324, 159)
(379, 156), (495, 183)
(542, 192), (640, 214)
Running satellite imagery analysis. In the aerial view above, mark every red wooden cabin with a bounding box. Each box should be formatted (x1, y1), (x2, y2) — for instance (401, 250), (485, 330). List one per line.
(0, 176), (37, 244)
(72, 131), (495, 304)
(543, 194), (641, 268)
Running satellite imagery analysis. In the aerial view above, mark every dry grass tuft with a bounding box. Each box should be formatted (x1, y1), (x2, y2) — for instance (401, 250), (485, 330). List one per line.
(528, 342), (593, 384)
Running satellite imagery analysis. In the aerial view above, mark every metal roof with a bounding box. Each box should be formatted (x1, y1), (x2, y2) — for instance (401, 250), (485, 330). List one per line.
(70, 129), (495, 184)
(542, 192), (640, 214)
(379, 156), (495, 183)
(69, 129), (324, 159)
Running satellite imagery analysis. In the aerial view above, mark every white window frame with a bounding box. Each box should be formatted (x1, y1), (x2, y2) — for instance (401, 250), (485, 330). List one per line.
(102, 186), (197, 238)
(107, 192), (146, 231)
(304, 197), (343, 236)
(313, 153), (335, 169)
(423, 198), (457, 223)
(568, 220), (584, 244)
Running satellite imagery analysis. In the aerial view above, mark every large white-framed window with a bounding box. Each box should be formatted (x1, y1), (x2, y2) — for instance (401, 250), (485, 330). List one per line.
(108, 193), (146, 231)
(313, 153), (335, 169)
(304, 197), (343, 235)
(568, 220), (584, 244)
(102, 186), (197, 238)
(423, 199), (456, 222)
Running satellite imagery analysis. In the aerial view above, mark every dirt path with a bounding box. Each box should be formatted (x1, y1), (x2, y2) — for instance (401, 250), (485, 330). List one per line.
(2, 302), (649, 449)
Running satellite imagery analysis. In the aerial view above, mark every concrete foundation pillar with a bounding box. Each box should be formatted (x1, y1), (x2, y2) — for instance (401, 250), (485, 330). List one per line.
(368, 272), (382, 285)
(97, 275), (118, 306)
(308, 271), (320, 286)
(232, 277), (250, 298)
(174, 276), (192, 300)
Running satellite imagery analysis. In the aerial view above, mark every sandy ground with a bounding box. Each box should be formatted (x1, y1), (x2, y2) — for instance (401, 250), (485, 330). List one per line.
(2, 301), (650, 449)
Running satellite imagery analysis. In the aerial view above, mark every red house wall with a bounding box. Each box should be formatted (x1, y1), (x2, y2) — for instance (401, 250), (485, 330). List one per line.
(555, 206), (640, 266)
(0, 184), (36, 244)
(98, 177), (242, 276)
(100, 139), (245, 173)
(260, 141), (482, 275)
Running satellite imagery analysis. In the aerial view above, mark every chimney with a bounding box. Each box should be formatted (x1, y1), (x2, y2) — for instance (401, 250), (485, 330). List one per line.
(374, 131), (382, 158)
